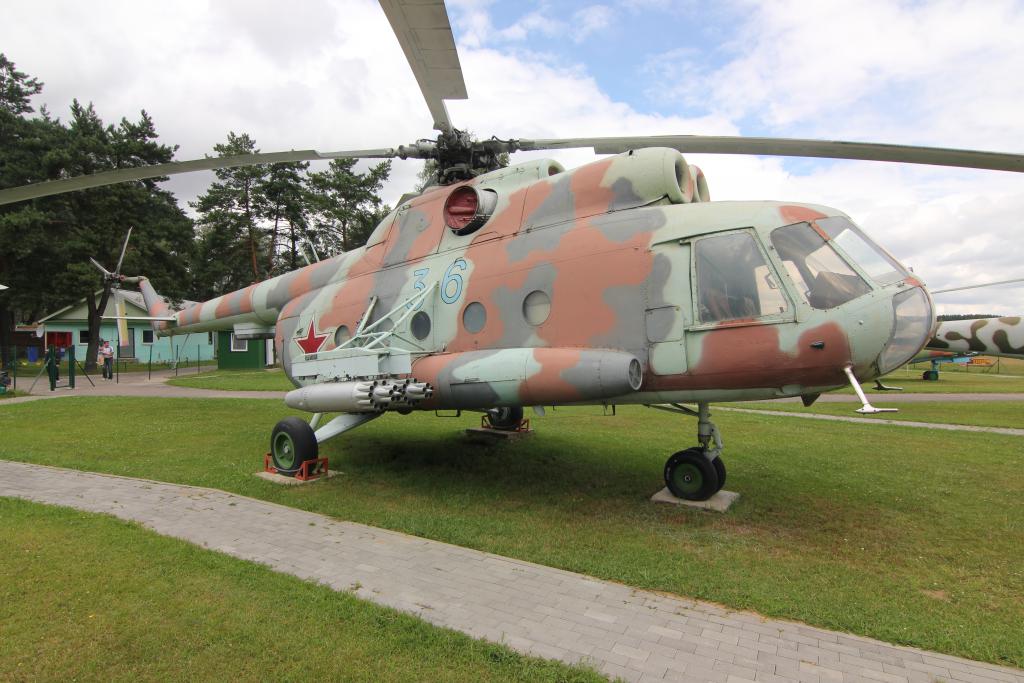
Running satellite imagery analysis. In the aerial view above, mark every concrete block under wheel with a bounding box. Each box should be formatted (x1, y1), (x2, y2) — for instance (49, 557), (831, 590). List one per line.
(464, 427), (535, 441)
(651, 487), (739, 512)
(254, 470), (340, 485)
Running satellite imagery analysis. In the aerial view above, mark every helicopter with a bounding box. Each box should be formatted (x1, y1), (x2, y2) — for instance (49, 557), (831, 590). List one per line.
(2, 0), (1023, 501)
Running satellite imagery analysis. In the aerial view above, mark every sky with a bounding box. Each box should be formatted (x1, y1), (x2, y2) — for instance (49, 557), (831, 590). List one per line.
(2, 0), (1022, 314)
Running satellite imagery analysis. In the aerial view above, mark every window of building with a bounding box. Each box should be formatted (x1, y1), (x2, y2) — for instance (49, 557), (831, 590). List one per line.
(142, 330), (154, 344)
(78, 330), (90, 344)
(694, 231), (790, 324)
(230, 333), (248, 352)
(771, 222), (872, 310)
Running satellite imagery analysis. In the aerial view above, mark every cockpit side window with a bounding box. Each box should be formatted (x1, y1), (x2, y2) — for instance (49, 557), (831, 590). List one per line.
(694, 231), (789, 324)
(771, 223), (871, 309)
(816, 216), (907, 285)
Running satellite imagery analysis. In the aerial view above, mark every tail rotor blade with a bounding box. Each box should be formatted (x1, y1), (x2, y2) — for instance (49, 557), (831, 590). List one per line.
(89, 257), (112, 277)
(114, 226), (133, 275)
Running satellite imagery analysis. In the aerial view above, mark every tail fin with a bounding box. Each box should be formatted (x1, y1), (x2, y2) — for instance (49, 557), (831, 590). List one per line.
(137, 277), (174, 334)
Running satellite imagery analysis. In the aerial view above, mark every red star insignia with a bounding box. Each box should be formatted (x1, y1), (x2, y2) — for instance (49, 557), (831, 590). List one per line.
(295, 319), (328, 355)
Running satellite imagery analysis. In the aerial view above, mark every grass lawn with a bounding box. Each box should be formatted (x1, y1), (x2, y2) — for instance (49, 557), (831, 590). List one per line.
(848, 367), (1024, 394)
(167, 367), (292, 391)
(14, 358), (218, 376)
(0, 498), (600, 682)
(162, 365), (1024, 395)
(2, 398), (1023, 668)
(738, 400), (1024, 429)
(0, 390), (20, 400)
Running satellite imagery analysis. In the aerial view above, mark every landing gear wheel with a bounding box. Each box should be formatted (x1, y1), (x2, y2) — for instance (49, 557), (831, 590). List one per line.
(664, 448), (720, 501)
(487, 406), (524, 431)
(711, 456), (726, 492)
(271, 417), (318, 477)
(922, 370), (939, 381)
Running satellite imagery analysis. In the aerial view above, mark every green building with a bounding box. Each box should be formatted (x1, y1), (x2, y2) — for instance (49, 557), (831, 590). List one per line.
(216, 331), (275, 370)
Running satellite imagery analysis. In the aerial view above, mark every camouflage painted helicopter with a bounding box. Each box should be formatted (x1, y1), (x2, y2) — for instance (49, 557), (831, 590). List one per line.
(2, 0), (1023, 501)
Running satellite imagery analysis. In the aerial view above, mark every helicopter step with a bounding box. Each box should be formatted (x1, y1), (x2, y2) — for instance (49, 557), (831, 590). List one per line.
(648, 401), (728, 502)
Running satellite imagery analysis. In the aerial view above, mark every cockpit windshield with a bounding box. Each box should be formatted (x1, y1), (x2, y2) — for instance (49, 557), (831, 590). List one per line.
(816, 216), (907, 285)
(770, 223), (871, 309)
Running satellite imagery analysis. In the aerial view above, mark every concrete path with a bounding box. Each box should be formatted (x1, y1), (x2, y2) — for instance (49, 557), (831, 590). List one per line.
(1, 368), (284, 404)
(2, 460), (1020, 683)
(787, 393), (1024, 403)
(719, 408), (1024, 437)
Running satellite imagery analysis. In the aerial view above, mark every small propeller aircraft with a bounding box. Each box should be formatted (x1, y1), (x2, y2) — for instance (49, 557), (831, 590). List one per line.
(2, 0), (1023, 501)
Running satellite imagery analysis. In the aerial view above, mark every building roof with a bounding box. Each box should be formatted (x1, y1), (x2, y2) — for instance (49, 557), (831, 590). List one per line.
(37, 288), (191, 324)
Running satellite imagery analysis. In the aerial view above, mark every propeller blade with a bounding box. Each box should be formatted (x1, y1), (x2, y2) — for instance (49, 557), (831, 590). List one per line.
(931, 277), (1024, 295)
(379, 0), (468, 132)
(516, 135), (1024, 173)
(89, 257), (112, 276)
(114, 226), (133, 275)
(0, 148), (398, 206)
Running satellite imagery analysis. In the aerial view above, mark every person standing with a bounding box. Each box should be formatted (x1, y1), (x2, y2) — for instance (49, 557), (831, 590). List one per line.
(100, 340), (114, 380)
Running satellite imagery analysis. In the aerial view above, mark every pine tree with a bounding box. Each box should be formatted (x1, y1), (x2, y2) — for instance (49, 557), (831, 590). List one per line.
(306, 158), (392, 255)
(0, 55), (193, 370)
(192, 132), (269, 295)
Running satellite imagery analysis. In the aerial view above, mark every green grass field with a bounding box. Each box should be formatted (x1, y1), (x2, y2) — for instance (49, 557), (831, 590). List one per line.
(739, 400), (1024, 429)
(166, 368), (292, 391)
(0, 498), (600, 682)
(850, 367), (1024, 394)
(15, 358), (217, 376)
(2, 398), (1022, 668)
(164, 364), (1024, 395)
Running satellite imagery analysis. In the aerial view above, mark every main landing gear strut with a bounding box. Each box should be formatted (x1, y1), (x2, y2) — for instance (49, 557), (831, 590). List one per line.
(650, 402), (726, 501)
(270, 412), (380, 476)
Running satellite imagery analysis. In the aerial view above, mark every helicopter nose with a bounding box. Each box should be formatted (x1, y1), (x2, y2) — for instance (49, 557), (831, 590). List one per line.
(875, 287), (935, 375)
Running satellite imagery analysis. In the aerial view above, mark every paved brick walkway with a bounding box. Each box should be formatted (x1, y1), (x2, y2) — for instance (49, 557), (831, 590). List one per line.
(2, 461), (1021, 683)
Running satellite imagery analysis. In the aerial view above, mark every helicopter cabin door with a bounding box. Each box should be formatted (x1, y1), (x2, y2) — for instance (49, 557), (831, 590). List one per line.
(645, 241), (692, 375)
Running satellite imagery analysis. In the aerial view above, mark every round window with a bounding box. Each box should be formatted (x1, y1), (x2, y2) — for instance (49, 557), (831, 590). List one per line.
(462, 302), (487, 334)
(522, 290), (551, 326)
(334, 325), (350, 346)
(411, 311), (431, 340)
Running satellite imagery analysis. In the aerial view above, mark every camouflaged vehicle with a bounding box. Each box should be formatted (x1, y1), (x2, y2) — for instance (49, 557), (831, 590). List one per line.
(125, 145), (942, 500)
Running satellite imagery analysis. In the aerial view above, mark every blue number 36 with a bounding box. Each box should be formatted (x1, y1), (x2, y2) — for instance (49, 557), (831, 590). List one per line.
(441, 258), (468, 304)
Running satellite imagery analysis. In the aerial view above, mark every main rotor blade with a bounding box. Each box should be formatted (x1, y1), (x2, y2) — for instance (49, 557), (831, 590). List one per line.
(931, 277), (1024, 295)
(114, 226), (133, 275)
(0, 148), (397, 206)
(379, 0), (468, 132)
(516, 136), (1024, 173)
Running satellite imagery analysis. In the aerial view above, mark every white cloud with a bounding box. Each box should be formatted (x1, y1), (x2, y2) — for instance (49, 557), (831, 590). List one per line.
(643, 0), (1024, 314)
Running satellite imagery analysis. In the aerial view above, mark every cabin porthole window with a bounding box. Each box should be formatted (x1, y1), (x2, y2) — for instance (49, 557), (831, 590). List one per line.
(334, 325), (350, 346)
(411, 311), (431, 340)
(522, 290), (551, 326)
(462, 302), (487, 334)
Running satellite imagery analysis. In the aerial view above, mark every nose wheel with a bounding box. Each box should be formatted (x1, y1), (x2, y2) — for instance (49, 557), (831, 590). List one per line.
(651, 401), (727, 502)
(664, 448), (725, 500)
